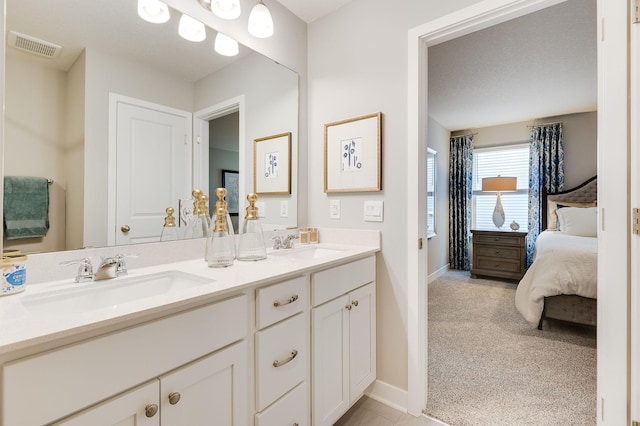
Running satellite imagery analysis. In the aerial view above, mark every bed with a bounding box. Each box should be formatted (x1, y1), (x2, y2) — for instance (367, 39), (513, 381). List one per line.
(515, 176), (597, 330)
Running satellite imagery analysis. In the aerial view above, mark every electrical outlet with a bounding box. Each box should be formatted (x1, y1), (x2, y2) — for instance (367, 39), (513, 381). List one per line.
(364, 200), (384, 222)
(330, 200), (341, 219)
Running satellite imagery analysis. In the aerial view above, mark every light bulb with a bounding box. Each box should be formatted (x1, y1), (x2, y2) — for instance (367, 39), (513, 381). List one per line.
(248, 1), (274, 38)
(137, 0), (170, 24)
(211, 0), (241, 20)
(179, 14), (206, 42)
(214, 33), (239, 56)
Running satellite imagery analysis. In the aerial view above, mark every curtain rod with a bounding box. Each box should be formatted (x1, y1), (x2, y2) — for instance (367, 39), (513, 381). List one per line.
(527, 121), (563, 128)
(451, 132), (478, 137)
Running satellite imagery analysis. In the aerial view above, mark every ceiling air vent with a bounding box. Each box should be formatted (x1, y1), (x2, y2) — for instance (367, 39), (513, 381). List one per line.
(8, 30), (62, 59)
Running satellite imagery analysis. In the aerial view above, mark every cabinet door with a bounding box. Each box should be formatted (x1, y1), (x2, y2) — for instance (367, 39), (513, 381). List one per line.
(312, 294), (349, 426)
(55, 381), (159, 426)
(349, 282), (376, 403)
(160, 341), (248, 426)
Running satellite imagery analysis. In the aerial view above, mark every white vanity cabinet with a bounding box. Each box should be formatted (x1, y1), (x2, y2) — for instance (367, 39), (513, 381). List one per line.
(2, 295), (248, 426)
(254, 276), (310, 426)
(311, 256), (376, 426)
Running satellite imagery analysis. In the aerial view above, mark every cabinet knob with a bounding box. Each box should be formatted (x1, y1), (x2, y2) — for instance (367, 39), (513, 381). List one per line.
(145, 404), (158, 417)
(352, 300), (359, 307)
(168, 392), (181, 405)
(494, 237), (500, 241)
(345, 304), (352, 311)
(494, 250), (501, 254)
(494, 263), (501, 268)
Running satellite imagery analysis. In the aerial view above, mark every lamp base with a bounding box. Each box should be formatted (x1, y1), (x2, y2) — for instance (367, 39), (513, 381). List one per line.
(492, 192), (505, 229)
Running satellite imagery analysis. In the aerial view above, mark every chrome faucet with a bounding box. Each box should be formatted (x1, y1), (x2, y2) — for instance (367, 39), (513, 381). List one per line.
(272, 234), (299, 250)
(60, 254), (136, 282)
(60, 258), (94, 283)
(94, 256), (119, 281)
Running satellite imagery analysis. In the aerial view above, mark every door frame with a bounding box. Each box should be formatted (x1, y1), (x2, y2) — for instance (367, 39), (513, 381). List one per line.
(631, 6), (639, 423)
(407, 0), (630, 422)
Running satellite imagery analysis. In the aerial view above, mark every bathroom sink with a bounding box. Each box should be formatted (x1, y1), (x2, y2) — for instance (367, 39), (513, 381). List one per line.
(269, 245), (346, 260)
(21, 271), (214, 316)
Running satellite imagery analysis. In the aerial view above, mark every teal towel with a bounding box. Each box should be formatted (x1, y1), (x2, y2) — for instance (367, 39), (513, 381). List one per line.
(3, 176), (50, 240)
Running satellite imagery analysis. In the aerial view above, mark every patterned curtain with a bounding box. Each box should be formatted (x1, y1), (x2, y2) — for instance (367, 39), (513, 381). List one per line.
(527, 123), (565, 265)
(449, 134), (474, 270)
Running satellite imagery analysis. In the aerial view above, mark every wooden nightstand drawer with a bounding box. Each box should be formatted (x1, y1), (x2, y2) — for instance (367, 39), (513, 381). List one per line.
(475, 245), (520, 260)
(474, 234), (524, 247)
(475, 256), (521, 273)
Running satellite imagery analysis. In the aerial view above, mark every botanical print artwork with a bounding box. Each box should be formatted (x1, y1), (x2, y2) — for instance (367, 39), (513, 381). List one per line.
(264, 151), (280, 179)
(341, 137), (363, 172)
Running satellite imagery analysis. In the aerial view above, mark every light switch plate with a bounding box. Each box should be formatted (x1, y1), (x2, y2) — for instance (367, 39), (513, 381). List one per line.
(364, 200), (384, 222)
(280, 201), (289, 218)
(330, 200), (341, 219)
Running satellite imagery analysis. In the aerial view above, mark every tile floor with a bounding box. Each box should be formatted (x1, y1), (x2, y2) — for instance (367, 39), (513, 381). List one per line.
(334, 396), (448, 426)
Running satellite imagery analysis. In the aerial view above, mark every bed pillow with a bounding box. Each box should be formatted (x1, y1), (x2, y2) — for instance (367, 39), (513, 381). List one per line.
(547, 200), (597, 230)
(556, 206), (597, 237)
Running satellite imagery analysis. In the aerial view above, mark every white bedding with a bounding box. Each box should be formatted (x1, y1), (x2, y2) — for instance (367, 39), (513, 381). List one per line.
(515, 230), (597, 324)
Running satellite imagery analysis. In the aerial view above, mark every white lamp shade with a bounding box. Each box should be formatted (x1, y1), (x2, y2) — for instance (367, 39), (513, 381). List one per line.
(211, 0), (241, 20)
(179, 14), (206, 42)
(138, 0), (170, 23)
(215, 33), (239, 56)
(248, 1), (274, 38)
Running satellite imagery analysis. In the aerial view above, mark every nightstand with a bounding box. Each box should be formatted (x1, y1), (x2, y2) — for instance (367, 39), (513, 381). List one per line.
(470, 229), (528, 281)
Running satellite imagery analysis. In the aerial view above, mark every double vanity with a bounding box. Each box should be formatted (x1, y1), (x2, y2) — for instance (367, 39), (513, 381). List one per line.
(0, 230), (379, 426)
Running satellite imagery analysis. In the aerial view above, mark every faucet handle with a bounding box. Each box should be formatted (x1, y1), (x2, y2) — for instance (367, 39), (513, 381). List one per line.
(114, 253), (138, 276)
(60, 257), (94, 283)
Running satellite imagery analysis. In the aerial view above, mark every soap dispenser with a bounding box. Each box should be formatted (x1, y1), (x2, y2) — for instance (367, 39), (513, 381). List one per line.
(236, 193), (267, 261)
(205, 204), (235, 268)
(160, 207), (179, 241)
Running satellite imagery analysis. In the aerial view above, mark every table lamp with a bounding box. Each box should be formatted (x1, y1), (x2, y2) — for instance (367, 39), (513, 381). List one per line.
(482, 176), (517, 229)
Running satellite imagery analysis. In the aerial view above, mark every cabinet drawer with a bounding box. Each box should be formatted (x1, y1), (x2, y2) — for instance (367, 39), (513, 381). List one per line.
(311, 256), (375, 306)
(475, 245), (520, 260)
(474, 234), (523, 246)
(256, 276), (308, 329)
(476, 256), (521, 273)
(255, 312), (307, 411)
(255, 382), (308, 426)
(2, 295), (247, 426)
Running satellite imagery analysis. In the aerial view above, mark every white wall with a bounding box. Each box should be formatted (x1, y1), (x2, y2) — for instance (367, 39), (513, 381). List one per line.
(194, 52), (299, 230)
(427, 117), (450, 277)
(308, 0), (482, 392)
(4, 53), (67, 253)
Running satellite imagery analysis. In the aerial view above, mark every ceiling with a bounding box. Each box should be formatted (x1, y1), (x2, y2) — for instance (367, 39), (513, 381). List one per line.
(275, 0), (354, 23)
(428, 0), (597, 131)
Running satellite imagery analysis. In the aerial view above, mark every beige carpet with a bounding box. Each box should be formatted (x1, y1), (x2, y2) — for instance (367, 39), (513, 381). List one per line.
(426, 270), (596, 426)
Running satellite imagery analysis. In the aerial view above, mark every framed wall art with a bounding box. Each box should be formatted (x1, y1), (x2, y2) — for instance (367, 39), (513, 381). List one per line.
(324, 112), (382, 193)
(254, 132), (292, 195)
(221, 169), (239, 214)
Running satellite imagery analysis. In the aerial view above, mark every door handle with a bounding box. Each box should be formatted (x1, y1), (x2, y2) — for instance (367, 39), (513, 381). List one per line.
(121, 225), (131, 233)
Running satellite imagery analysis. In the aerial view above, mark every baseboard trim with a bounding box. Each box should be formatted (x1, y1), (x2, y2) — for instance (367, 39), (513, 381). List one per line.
(365, 379), (408, 413)
(428, 264), (449, 283)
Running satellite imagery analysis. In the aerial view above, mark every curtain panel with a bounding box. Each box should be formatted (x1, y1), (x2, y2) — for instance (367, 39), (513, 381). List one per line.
(449, 134), (474, 270)
(527, 123), (565, 265)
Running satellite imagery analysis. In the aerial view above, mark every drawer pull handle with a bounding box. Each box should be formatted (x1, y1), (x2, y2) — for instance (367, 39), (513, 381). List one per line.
(273, 294), (299, 307)
(273, 349), (298, 368)
(494, 237), (500, 241)
(168, 392), (181, 405)
(494, 263), (501, 268)
(145, 404), (158, 418)
(346, 304), (352, 311)
(494, 250), (501, 254)
(352, 300), (359, 307)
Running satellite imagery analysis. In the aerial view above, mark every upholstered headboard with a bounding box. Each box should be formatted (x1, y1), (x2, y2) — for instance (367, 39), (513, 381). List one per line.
(542, 176), (597, 230)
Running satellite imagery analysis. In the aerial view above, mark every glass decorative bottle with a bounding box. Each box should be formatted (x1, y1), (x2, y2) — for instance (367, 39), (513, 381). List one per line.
(212, 188), (236, 258)
(236, 193), (267, 261)
(159, 207), (179, 241)
(185, 189), (209, 239)
(205, 204), (235, 268)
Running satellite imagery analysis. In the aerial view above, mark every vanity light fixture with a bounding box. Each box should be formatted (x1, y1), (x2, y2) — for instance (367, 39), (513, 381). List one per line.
(179, 13), (207, 42)
(137, 0), (171, 23)
(197, 0), (242, 20)
(214, 32), (239, 56)
(248, 0), (274, 38)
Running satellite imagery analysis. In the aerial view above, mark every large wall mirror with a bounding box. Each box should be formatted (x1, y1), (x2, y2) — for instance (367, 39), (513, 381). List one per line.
(3, 0), (299, 255)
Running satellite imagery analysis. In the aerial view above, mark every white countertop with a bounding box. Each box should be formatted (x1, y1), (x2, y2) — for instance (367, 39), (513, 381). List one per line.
(0, 240), (378, 355)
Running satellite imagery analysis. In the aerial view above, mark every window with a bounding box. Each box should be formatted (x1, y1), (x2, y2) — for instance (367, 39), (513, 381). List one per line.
(472, 144), (529, 230)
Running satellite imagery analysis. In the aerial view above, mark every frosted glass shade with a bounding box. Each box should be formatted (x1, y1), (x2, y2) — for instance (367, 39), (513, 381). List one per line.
(179, 14), (206, 42)
(211, 0), (241, 20)
(248, 1), (274, 38)
(137, 0), (170, 23)
(215, 33), (239, 56)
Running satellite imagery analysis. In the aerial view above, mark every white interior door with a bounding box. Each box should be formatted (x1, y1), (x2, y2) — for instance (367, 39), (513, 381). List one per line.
(114, 96), (192, 245)
(192, 117), (209, 198)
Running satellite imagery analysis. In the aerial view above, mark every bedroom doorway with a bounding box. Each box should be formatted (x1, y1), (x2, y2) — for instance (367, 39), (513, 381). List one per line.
(408, 0), (630, 423)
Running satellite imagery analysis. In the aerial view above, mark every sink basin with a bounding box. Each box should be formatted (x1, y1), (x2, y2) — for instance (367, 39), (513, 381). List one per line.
(21, 271), (213, 316)
(269, 245), (346, 260)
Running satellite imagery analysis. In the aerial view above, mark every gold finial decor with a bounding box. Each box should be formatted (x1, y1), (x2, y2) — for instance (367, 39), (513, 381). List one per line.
(163, 207), (177, 228)
(191, 189), (203, 215)
(245, 193), (259, 220)
(213, 206), (228, 233)
(198, 194), (209, 217)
